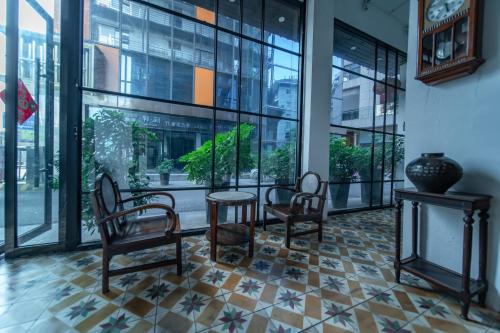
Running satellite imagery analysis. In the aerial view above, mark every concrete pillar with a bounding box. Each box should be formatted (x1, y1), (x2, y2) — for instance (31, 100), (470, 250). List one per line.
(302, 0), (334, 216)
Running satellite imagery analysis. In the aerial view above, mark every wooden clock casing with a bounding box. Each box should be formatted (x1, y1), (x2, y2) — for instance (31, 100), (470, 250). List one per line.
(416, 0), (484, 85)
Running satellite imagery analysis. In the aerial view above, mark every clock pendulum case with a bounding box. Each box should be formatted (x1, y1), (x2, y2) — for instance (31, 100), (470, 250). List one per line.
(416, 0), (484, 85)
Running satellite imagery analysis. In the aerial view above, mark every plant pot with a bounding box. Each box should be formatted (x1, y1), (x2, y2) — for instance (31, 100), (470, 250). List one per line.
(205, 182), (229, 224)
(329, 183), (350, 209)
(275, 179), (294, 204)
(160, 173), (170, 186)
(360, 181), (382, 205)
(406, 153), (463, 193)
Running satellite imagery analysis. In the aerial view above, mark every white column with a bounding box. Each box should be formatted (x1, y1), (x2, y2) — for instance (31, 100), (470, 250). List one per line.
(302, 0), (334, 216)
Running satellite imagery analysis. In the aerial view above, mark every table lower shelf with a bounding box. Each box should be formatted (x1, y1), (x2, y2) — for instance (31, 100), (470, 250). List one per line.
(399, 257), (486, 296)
(205, 223), (249, 246)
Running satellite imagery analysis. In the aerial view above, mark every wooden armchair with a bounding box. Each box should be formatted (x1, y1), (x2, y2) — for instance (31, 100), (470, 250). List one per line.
(263, 171), (328, 248)
(91, 173), (182, 293)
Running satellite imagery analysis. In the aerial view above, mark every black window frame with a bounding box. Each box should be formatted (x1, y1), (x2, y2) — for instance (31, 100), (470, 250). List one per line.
(78, 0), (306, 243)
(329, 20), (406, 214)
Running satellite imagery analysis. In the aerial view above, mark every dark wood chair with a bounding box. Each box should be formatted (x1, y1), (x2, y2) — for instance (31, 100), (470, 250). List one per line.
(263, 171), (328, 248)
(91, 173), (182, 293)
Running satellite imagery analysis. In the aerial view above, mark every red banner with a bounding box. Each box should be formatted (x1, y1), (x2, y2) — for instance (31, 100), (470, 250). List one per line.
(0, 79), (39, 125)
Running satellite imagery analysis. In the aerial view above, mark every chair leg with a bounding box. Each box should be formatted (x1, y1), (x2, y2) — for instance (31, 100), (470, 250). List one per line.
(263, 211), (267, 231)
(285, 222), (291, 249)
(176, 236), (182, 276)
(102, 255), (110, 294)
(317, 219), (323, 242)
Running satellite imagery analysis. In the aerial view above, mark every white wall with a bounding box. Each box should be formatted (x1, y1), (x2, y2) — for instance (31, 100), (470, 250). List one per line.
(333, 0), (408, 51)
(404, 0), (500, 311)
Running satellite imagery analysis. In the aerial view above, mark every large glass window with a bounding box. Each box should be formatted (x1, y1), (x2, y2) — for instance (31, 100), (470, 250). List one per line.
(81, 0), (303, 239)
(329, 21), (406, 212)
(0, 0), (5, 249)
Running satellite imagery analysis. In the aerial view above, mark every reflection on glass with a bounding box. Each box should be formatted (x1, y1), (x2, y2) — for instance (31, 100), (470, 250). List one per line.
(261, 118), (297, 185)
(263, 47), (299, 118)
(387, 50), (397, 86)
(0, 0), (4, 246)
(397, 54), (407, 89)
(376, 46), (386, 82)
(422, 35), (433, 69)
(239, 114), (259, 184)
(148, 0), (216, 24)
(241, 39), (261, 113)
(330, 22), (405, 211)
(331, 70), (374, 128)
(216, 32), (239, 110)
(333, 25), (376, 78)
(243, 0), (262, 39)
(15, 0), (60, 246)
(81, 0), (302, 236)
(454, 17), (468, 59)
(84, 0), (216, 106)
(435, 28), (452, 65)
(218, 0), (241, 33)
(396, 90), (405, 135)
(264, 0), (301, 53)
(214, 111), (237, 187)
(81, 92), (216, 237)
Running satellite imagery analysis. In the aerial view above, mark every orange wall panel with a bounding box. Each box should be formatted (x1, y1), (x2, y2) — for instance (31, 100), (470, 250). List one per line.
(194, 67), (214, 107)
(195, 6), (215, 24)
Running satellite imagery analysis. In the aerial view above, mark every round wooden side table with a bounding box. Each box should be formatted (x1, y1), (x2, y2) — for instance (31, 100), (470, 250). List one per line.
(206, 191), (257, 262)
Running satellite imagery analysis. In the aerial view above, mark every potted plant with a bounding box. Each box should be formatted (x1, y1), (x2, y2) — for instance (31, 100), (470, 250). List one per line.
(157, 158), (174, 185)
(179, 124), (255, 223)
(50, 109), (158, 235)
(356, 136), (404, 205)
(329, 137), (359, 209)
(262, 144), (296, 204)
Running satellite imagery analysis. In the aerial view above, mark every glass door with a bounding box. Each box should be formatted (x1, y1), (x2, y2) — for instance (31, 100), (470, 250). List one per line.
(15, 0), (59, 246)
(0, 0), (5, 252)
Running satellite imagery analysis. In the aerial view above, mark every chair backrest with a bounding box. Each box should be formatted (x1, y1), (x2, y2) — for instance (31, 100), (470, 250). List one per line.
(298, 171), (328, 213)
(91, 173), (125, 245)
(300, 172), (321, 194)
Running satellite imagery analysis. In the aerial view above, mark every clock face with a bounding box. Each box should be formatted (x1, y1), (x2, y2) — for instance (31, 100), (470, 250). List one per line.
(426, 0), (465, 22)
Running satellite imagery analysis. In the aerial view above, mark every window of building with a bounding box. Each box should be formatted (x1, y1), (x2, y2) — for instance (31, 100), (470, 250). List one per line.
(329, 21), (406, 212)
(81, 0), (304, 239)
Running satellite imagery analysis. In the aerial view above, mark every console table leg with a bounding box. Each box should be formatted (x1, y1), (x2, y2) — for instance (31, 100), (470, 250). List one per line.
(411, 201), (419, 258)
(461, 210), (474, 319)
(478, 209), (489, 307)
(394, 199), (403, 284)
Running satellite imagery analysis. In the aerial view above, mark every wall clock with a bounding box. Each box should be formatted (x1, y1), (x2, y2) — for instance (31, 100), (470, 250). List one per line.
(416, 0), (484, 85)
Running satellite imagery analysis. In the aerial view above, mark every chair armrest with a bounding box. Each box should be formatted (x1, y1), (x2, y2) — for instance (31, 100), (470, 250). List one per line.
(265, 185), (296, 205)
(100, 203), (178, 235)
(121, 191), (176, 209)
(290, 192), (324, 211)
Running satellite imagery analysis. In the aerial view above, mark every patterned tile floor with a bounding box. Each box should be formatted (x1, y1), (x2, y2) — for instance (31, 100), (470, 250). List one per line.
(0, 209), (499, 333)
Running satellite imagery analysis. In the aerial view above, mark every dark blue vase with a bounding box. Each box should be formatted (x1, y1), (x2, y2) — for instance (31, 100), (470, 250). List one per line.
(405, 153), (463, 194)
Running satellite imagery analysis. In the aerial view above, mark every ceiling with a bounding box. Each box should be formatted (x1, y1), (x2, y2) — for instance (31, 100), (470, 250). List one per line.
(364, 0), (410, 30)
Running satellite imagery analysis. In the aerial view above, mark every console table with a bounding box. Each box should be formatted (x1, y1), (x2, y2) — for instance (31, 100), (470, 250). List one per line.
(206, 191), (257, 262)
(394, 188), (491, 320)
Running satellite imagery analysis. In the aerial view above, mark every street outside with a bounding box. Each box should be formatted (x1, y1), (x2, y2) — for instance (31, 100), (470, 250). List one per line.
(0, 179), (393, 244)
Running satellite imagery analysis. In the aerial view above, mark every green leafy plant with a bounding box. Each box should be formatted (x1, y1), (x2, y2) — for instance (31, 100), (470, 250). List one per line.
(157, 158), (174, 174)
(262, 143), (295, 182)
(179, 124), (255, 185)
(355, 136), (404, 180)
(73, 109), (158, 234)
(328, 137), (360, 182)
